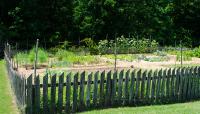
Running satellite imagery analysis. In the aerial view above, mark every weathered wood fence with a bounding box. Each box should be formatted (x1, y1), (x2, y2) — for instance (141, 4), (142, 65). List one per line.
(4, 44), (200, 114)
(4, 44), (26, 113)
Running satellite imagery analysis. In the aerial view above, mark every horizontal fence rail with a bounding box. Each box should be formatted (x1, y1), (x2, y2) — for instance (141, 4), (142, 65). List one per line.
(4, 44), (200, 114)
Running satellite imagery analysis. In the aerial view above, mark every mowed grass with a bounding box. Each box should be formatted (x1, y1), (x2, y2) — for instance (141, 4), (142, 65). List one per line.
(0, 60), (19, 114)
(80, 101), (200, 114)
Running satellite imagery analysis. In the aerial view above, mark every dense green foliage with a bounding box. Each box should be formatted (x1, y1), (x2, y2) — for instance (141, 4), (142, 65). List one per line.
(15, 48), (48, 64)
(54, 49), (100, 66)
(98, 36), (158, 54)
(167, 46), (200, 60)
(0, 0), (200, 47)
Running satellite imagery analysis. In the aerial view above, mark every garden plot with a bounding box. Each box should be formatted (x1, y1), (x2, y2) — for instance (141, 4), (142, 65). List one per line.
(17, 53), (200, 76)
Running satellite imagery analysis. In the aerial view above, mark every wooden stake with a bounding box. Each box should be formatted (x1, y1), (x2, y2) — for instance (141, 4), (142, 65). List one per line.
(34, 39), (39, 78)
(114, 33), (117, 71)
(180, 40), (183, 68)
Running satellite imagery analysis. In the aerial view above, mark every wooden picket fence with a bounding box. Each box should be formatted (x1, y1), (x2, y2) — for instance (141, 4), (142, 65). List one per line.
(4, 44), (200, 114)
(24, 66), (200, 114)
(4, 44), (26, 114)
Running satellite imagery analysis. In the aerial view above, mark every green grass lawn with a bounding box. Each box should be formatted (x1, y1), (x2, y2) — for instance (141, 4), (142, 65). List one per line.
(0, 60), (19, 114)
(80, 101), (200, 114)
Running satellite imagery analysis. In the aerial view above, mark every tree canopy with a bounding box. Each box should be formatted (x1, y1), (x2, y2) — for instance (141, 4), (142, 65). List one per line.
(0, 0), (200, 47)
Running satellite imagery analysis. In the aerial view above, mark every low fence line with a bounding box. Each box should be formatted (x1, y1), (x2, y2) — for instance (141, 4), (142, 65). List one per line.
(4, 44), (200, 114)
(4, 45), (26, 114)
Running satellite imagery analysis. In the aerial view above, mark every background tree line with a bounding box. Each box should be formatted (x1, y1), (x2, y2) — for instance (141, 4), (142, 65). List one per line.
(0, 0), (200, 47)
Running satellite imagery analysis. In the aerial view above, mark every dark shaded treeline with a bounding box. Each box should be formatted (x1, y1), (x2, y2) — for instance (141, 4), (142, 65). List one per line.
(0, 0), (200, 47)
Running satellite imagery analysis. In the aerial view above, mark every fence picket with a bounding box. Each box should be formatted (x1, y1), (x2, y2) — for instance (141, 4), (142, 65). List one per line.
(161, 69), (166, 102)
(86, 73), (92, 108)
(156, 69), (162, 102)
(118, 70), (124, 105)
(129, 70), (135, 105)
(146, 70), (152, 103)
(100, 71), (105, 106)
(135, 70), (141, 103)
(43, 74), (48, 113)
(58, 73), (64, 113)
(26, 75), (33, 114)
(80, 71), (86, 110)
(166, 69), (171, 101)
(175, 68), (180, 101)
(72, 73), (78, 112)
(179, 68), (184, 101)
(65, 73), (71, 113)
(105, 71), (111, 106)
(171, 68), (175, 101)
(93, 71), (99, 107)
(141, 70), (146, 101)
(198, 67), (200, 98)
(124, 70), (130, 105)
(34, 75), (40, 114)
(111, 70), (117, 105)
(194, 67), (198, 98)
(183, 68), (188, 100)
(151, 70), (157, 103)
(191, 67), (195, 99)
(51, 74), (57, 114)
(187, 68), (192, 99)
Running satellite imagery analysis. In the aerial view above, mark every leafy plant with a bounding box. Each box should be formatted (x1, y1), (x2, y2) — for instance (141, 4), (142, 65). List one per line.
(98, 36), (159, 54)
(29, 48), (48, 63)
(54, 49), (101, 66)
(81, 38), (99, 55)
